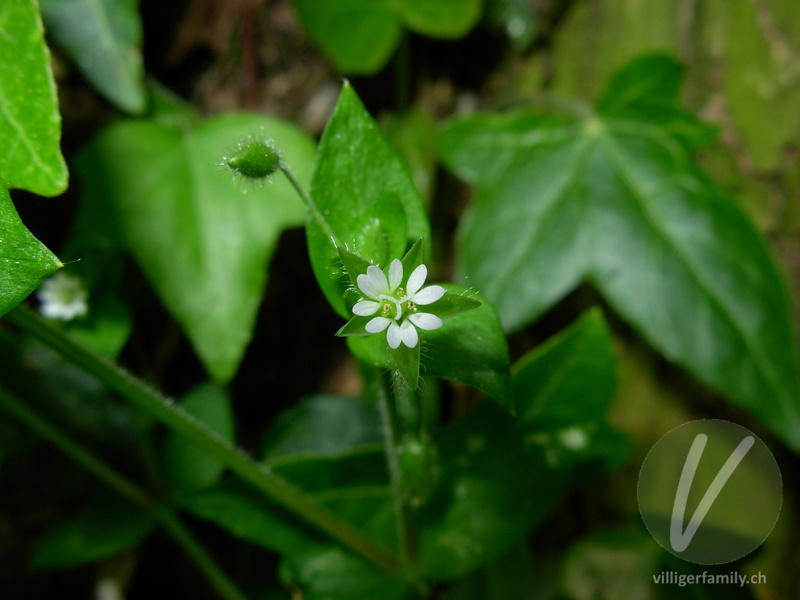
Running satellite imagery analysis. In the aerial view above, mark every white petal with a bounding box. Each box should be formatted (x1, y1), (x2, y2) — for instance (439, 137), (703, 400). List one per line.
(387, 322), (402, 349)
(412, 285), (445, 305)
(406, 264), (428, 295)
(357, 265), (389, 299)
(408, 312), (442, 330)
(399, 320), (419, 347)
(353, 300), (380, 316)
(366, 317), (391, 333)
(388, 259), (403, 290)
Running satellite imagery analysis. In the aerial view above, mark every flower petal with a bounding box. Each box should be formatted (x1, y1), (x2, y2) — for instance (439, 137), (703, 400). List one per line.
(388, 259), (403, 290)
(412, 285), (445, 305)
(408, 312), (442, 330)
(366, 316), (392, 333)
(406, 264), (428, 295)
(387, 321), (402, 349)
(399, 320), (419, 347)
(357, 265), (390, 299)
(353, 300), (380, 316)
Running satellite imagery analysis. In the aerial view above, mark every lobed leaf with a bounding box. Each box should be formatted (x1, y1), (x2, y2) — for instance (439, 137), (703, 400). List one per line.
(75, 113), (315, 382)
(440, 53), (800, 450)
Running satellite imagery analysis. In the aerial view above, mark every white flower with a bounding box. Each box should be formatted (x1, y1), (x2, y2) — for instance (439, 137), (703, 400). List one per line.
(37, 272), (88, 321)
(353, 259), (445, 349)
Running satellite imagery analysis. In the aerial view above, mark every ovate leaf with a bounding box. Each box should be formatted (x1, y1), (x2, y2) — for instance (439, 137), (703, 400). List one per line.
(440, 53), (800, 451)
(32, 493), (156, 568)
(163, 383), (235, 493)
(293, 0), (483, 75)
(0, 182), (62, 316)
(40, 0), (146, 114)
(308, 83), (429, 317)
(76, 113), (315, 382)
(0, 0), (68, 195)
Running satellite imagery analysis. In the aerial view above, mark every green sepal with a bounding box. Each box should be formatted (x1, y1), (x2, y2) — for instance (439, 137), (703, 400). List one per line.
(401, 237), (425, 277)
(335, 315), (373, 337)
(391, 343), (420, 389)
(337, 246), (373, 290)
(425, 291), (481, 319)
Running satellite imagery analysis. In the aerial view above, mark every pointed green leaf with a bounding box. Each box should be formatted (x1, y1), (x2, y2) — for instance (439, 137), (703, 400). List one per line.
(163, 383), (235, 493)
(513, 309), (617, 429)
(0, 0), (68, 195)
(0, 182), (62, 316)
(308, 83), (429, 317)
(40, 0), (146, 114)
(293, 0), (483, 74)
(440, 53), (800, 450)
(76, 113), (315, 382)
(337, 246), (373, 289)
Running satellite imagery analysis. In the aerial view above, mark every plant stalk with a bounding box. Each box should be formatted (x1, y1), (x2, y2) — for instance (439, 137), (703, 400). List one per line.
(3, 306), (400, 573)
(0, 384), (247, 600)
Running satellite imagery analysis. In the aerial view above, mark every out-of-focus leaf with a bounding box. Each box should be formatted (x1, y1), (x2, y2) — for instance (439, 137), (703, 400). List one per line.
(0, 183), (62, 316)
(308, 83), (429, 318)
(293, 0), (483, 75)
(65, 295), (131, 358)
(40, 0), (145, 113)
(76, 113), (315, 382)
(417, 311), (623, 581)
(31, 493), (156, 568)
(163, 383), (234, 493)
(442, 541), (535, 600)
(281, 546), (409, 600)
(381, 108), (438, 203)
(348, 285), (512, 411)
(514, 308), (616, 429)
(0, 0), (68, 195)
(260, 395), (381, 460)
(558, 529), (659, 600)
(440, 53), (800, 451)
(177, 480), (319, 558)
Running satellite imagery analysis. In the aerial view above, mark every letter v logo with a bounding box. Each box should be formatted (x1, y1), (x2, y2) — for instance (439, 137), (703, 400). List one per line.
(669, 433), (755, 552)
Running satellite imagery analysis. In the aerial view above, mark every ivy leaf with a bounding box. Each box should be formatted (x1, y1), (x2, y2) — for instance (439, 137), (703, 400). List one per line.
(439, 53), (800, 451)
(75, 113), (315, 382)
(0, 182), (62, 317)
(0, 0), (68, 195)
(308, 83), (429, 318)
(40, 0), (146, 114)
(293, 0), (483, 75)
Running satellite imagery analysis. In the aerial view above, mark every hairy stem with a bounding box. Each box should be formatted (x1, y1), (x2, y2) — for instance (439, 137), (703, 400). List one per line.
(0, 384), (247, 600)
(4, 307), (400, 572)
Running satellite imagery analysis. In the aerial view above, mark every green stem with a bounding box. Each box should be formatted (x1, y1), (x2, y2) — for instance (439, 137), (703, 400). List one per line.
(279, 163), (340, 247)
(4, 307), (400, 573)
(0, 384), (247, 600)
(376, 370), (413, 571)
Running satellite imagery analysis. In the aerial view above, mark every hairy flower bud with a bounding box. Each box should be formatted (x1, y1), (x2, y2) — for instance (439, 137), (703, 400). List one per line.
(222, 138), (281, 180)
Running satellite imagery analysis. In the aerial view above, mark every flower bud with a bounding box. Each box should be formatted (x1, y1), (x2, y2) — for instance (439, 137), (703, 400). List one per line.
(222, 138), (281, 180)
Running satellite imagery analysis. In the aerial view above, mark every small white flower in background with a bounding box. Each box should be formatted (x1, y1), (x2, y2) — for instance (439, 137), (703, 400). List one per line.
(352, 259), (445, 349)
(37, 272), (88, 321)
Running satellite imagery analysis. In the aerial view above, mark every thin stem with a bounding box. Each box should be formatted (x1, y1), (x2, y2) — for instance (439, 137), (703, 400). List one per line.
(279, 162), (340, 247)
(0, 384), (247, 600)
(376, 370), (413, 571)
(3, 307), (400, 573)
